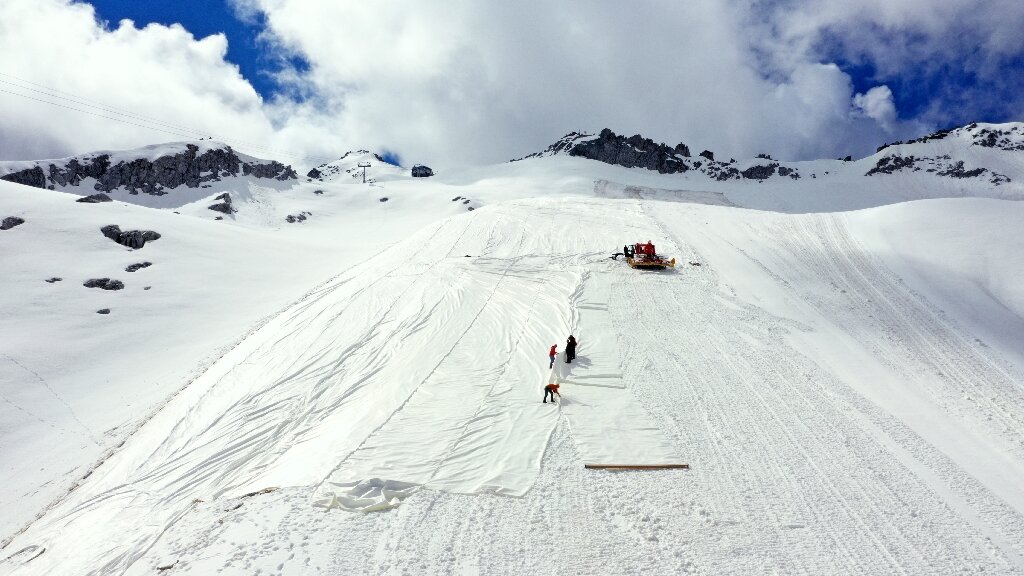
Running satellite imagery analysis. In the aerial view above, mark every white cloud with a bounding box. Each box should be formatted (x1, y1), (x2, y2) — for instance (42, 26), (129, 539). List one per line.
(1, 0), (1020, 168)
(854, 86), (897, 131)
(236, 0), (910, 164)
(0, 0), (283, 159)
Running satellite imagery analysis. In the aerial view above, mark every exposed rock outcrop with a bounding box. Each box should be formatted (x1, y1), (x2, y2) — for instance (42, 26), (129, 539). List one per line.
(101, 225), (161, 249)
(1, 166), (46, 188)
(741, 164), (777, 180)
(243, 161), (297, 180)
(866, 155), (919, 176)
(520, 129), (807, 181)
(1, 216), (25, 230)
(938, 161), (986, 179)
(76, 193), (112, 203)
(83, 278), (124, 290)
(125, 262), (152, 272)
(2, 144), (297, 194)
(207, 192), (235, 214)
(412, 165), (434, 177)
(971, 125), (1024, 151)
(568, 129), (691, 174)
(865, 154), (1007, 184)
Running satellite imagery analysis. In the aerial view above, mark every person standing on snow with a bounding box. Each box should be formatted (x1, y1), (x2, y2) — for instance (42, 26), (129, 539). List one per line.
(548, 344), (557, 369)
(565, 335), (577, 363)
(543, 382), (561, 403)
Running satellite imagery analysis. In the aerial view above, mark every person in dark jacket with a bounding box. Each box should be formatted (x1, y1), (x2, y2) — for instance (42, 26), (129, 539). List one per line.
(565, 335), (577, 363)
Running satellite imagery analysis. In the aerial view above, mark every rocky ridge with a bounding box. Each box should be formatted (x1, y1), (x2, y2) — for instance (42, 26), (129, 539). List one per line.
(523, 122), (1024, 186)
(0, 143), (297, 196)
(876, 122), (1024, 153)
(515, 128), (801, 182)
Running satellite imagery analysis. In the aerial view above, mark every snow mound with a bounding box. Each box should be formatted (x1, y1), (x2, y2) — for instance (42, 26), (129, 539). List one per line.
(314, 479), (419, 512)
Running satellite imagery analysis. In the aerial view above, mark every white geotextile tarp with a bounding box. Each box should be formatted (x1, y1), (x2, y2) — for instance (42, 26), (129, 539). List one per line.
(557, 271), (677, 465)
(550, 271), (624, 388)
(318, 260), (581, 500)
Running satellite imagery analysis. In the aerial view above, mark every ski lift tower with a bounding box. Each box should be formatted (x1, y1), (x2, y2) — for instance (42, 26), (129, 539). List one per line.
(357, 161), (371, 184)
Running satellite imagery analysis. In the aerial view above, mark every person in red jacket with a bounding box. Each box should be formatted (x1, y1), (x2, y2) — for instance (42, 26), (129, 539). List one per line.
(543, 383), (561, 403)
(548, 344), (557, 368)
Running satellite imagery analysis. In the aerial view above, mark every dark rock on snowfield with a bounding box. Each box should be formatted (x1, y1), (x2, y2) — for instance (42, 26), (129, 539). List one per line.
(938, 161), (986, 179)
(699, 150), (715, 161)
(307, 168), (322, 179)
(243, 160), (297, 180)
(971, 126), (1024, 151)
(412, 165), (434, 177)
(866, 155), (919, 176)
(1, 216), (25, 230)
(569, 129), (691, 174)
(125, 262), (152, 272)
(76, 193), (113, 203)
(313, 189), (324, 195)
(207, 192), (235, 214)
(1, 166), (46, 188)
(379, 197), (389, 202)
(285, 211), (312, 223)
(741, 164), (777, 180)
(83, 278), (124, 290)
(101, 225), (161, 249)
(45, 277), (62, 283)
(96, 308), (111, 314)
(739, 163), (802, 181)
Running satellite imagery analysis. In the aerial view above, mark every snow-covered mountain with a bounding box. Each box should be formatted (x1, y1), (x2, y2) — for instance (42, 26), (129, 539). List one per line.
(518, 122), (1024, 193)
(304, 150), (410, 184)
(0, 142), (298, 209)
(3, 122), (1024, 575)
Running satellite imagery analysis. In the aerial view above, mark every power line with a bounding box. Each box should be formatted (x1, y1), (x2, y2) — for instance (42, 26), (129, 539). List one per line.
(0, 88), (198, 140)
(0, 74), (211, 138)
(0, 72), (340, 165)
(0, 72), (328, 161)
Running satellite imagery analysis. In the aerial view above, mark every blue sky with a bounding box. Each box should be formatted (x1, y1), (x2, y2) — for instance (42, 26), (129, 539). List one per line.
(87, 0), (284, 98)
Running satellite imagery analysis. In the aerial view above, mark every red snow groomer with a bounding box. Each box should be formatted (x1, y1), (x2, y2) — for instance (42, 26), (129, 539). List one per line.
(624, 241), (676, 269)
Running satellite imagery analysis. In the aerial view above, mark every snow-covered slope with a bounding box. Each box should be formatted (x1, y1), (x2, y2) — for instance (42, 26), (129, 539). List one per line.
(0, 174), (469, 545)
(3, 124), (1024, 575)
